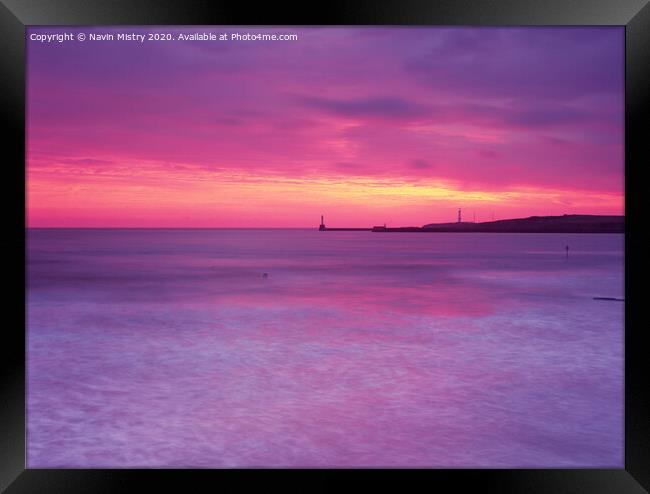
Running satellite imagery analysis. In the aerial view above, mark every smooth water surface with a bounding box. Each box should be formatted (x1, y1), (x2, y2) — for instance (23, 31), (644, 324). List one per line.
(27, 229), (624, 467)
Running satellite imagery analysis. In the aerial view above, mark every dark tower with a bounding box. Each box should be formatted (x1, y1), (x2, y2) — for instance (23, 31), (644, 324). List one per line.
(457, 208), (462, 223)
(319, 215), (326, 231)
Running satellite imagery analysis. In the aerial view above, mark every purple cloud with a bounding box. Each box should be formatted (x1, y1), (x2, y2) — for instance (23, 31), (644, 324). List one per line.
(300, 96), (431, 121)
(27, 26), (624, 197)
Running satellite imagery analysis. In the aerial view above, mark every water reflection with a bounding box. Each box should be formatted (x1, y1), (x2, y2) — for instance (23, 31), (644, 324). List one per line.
(27, 229), (624, 467)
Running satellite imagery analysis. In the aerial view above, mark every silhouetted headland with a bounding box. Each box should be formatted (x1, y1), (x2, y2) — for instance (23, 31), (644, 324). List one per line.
(319, 215), (624, 233)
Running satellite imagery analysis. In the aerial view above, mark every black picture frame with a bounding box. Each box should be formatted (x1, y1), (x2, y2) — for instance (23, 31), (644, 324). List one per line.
(1, 0), (648, 491)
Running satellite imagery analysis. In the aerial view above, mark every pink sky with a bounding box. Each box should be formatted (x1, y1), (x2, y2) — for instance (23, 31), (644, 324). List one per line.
(27, 27), (624, 227)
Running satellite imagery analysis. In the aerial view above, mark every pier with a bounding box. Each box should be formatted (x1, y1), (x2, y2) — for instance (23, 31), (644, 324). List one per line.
(318, 215), (371, 231)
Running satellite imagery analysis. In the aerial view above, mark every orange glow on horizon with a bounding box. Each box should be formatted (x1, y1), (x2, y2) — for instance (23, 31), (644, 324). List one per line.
(27, 161), (623, 228)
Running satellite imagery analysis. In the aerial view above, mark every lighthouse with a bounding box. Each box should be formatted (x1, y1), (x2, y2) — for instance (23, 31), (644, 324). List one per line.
(457, 208), (462, 223)
(319, 215), (326, 231)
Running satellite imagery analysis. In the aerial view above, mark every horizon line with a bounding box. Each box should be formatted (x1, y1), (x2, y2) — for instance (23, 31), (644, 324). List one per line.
(26, 213), (626, 230)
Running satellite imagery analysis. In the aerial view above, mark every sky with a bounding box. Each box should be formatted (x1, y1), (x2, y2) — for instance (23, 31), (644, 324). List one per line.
(27, 27), (624, 228)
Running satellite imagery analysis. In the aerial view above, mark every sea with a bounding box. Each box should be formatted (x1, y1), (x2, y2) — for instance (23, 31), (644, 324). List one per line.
(26, 229), (624, 467)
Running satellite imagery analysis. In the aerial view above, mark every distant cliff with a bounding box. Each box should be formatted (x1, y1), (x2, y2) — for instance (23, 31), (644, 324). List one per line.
(372, 215), (624, 233)
(423, 214), (624, 233)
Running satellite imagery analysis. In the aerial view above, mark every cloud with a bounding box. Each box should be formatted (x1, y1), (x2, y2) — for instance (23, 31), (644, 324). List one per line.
(409, 159), (434, 170)
(505, 106), (593, 127)
(404, 28), (623, 103)
(300, 96), (431, 121)
(26, 26), (624, 226)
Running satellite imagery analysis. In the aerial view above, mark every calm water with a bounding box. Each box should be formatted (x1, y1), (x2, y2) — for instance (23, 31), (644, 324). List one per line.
(27, 229), (624, 467)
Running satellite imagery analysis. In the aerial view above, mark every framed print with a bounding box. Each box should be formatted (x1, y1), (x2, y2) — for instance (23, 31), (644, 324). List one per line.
(1, 0), (648, 491)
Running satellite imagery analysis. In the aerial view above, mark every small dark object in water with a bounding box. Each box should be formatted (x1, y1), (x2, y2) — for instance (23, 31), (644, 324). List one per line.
(593, 297), (624, 302)
(262, 273), (268, 278)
